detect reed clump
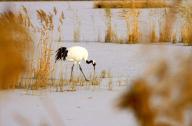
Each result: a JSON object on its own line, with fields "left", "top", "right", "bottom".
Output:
{"left": 33, "top": 42, "right": 52, "bottom": 89}
{"left": 32, "top": 9, "right": 53, "bottom": 89}
{"left": 52, "top": 69, "right": 114, "bottom": 91}
{"left": 159, "top": 25, "right": 172, "bottom": 42}
{"left": 150, "top": 23, "right": 158, "bottom": 43}
{"left": 178, "top": 3, "right": 192, "bottom": 45}
{"left": 20, "top": 6, "right": 34, "bottom": 29}
{"left": 100, "top": 70, "right": 112, "bottom": 78}
{"left": 73, "top": 10, "right": 80, "bottom": 42}
{"left": 104, "top": 8, "right": 111, "bottom": 42}
{"left": 0, "top": 11, "right": 32, "bottom": 90}
{"left": 105, "top": 25, "right": 119, "bottom": 43}
{"left": 159, "top": 1, "right": 181, "bottom": 43}
{"left": 58, "top": 10, "right": 64, "bottom": 41}
{"left": 36, "top": 9, "right": 54, "bottom": 31}
{"left": 94, "top": 0, "right": 168, "bottom": 9}
{"left": 127, "top": 13, "right": 140, "bottom": 43}
{"left": 120, "top": 9, "right": 140, "bottom": 43}
{"left": 105, "top": 8, "right": 123, "bottom": 43}
{"left": 118, "top": 55, "right": 192, "bottom": 126}
{"left": 53, "top": 75, "right": 101, "bottom": 92}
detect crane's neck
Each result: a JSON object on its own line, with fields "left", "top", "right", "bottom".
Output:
{"left": 86, "top": 60, "right": 96, "bottom": 69}
{"left": 86, "top": 60, "right": 96, "bottom": 71}
{"left": 86, "top": 60, "right": 93, "bottom": 64}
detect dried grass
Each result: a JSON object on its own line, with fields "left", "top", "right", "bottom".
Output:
{"left": 105, "top": 25, "right": 118, "bottom": 43}
{"left": 120, "top": 9, "right": 140, "bottom": 43}
{"left": 36, "top": 9, "right": 54, "bottom": 31}
{"left": 178, "top": 3, "right": 192, "bottom": 45}
{"left": 52, "top": 75, "right": 102, "bottom": 92}
{"left": 73, "top": 10, "right": 80, "bottom": 42}
{"left": 100, "top": 70, "right": 112, "bottom": 78}
{"left": 53, "top": 7, "right": 57, "bottom": 15}
{"left": 94, "top": 0, "right": 168, "bottom": 9}
{"left": 108, "top": 79, "right": 113, "bottom": 91}
{"left": 0, "top": 11, "right": 32, "bottom": 90}
{"left": 159, "top": 1, "right": 181, "bottom": 43}
{"left": 181, "top": 23, "right": 192, "bottom": 45}
{"left": 47, "top": 68, "right": 113, "bottom": 92}
{"left": 33, "top": 42, "right": 52, "bottom": 89}
{"left": 58, "top": 10, "right": 64, "bottom": 41}
{"left": 105, "top": 8, "right": 114, "bottom": 42}
{"left": 32, "top": 9, "right": 53, "bottom": 89}
{"left": 171, "top": 32, "right": 177, "bottom": 44}
{"left": 150, "top": 23, "right": 158, "bottom": 43}
{"left": 104, "top": 8, "right": 123, "bottom": 43}
{"left": 20, "top": 6, "right": 34, "bottom": 29}
{"left": 118, "top": 55, "right": 192, "bottom": 126}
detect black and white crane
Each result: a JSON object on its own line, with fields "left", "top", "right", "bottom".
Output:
{"left": 55, "top": 46, "right": 96, "bottom": 81}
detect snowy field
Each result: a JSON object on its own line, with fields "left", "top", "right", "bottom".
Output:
{"left": 1, "top": 43, "right": 192, "bottom": 126}
{"left": 0, "top": 1, "right": 192, "bottom": 126}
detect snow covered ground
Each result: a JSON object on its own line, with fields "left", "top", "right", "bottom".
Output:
{"left": 1, "top": 43, "right": 192, "bottom": 126}
{"left": 0, "top": 89, "right": 138, "bottom": 126}
{"left": 0, "top": 1, "right": 192, "bottom": 126}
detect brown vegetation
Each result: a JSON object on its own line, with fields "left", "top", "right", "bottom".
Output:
{"left": 159, "top": 0, "right": 181, "bottom": 43}
{"left": 120, "top": 9, "right": 140, "bottom": 43}
{"left": 32, "top": 9, "right": 53, "bottom": 89}
{"left": 0, "top": 11, "right": 32, "bottom": 89}
{"left": 105, "top": 8, "right": 118, "bottom": 43}
{"left": 150, "top": 24, "right": 158, "bottom": 43}
{"left": 58, "top": 10, "right": 64, "bottom": 41}
{"left": 178, "top": 3, "right": 192, "bottom": 45}
{"left": 73, "top": 10, "right": 81, "bottom": 42}
{"left": 118, "top": 55, "right": 192, "bottom": 126}
{"left": 94, "top": 0, "right": 169, "bottom": 9}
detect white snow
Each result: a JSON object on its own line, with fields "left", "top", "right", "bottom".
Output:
{"left": 0, "top": 89, "right": 138, "bottom": 126}
{"left": 1, "top": 43, "right": 192, "bottom": 126}
{"left": 0, "top": 2, "right": 192, "bottom": 126}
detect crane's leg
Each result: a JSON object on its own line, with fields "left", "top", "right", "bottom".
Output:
{"left": 70, "top": 64, "right": 74, "bottom": 81}
{"left": 79, "top": 64, "right": 89, "bottom": 81}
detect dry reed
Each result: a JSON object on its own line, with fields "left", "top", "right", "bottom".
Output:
{"left": 53, "top": 7, "right": 57, "bottom": 15}
{"left": 49, "top": 69, "right": 108, "bottom": 91}
{"left": 118, "top": 55, "right": 192, "bottom": 126}
{"left": 32, "top": 9, "right": 53, "bottom": 89}
{"left": 120, "top": 9, "right": 140, "bottom": 43}
{"left": 73, "top": 10, "right": 80, "bottom": 42}
{"left": 0, "top": 10, "right": 32, "bottom": 89}
{"left": 159, "top": 1, "right": 181, "bottom": 43}
{"left": 94, "top": 0, "right": 168, "bottom": 9}
{"left": 100, "top": 70, "right": 112, "bottom": 78}
{"left": 58, "top": 10, "right": 64, "bottom": 41}
{"left": 178, "top": 3, "right": 192, "bottom": 45}
{"left": 150, "top": 23, "right": 158, "bottom": 43}
{"left": 108, "top": 79, "right": 113, "bottom": 91}
{"left": 104, "top": 8, "right": 119, "bottom": 43}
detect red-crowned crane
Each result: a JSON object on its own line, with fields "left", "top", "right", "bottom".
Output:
{"left": 55, "top": 46, "right": 96, "bottom": 81}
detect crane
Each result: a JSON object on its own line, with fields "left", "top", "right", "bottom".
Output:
{"left": 55, "top": 46, "right": 96, "bottom": 81}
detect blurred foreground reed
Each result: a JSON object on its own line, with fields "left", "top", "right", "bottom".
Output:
{"left": 118, "top": 55, "right": 192, "bottom": 126}
{"left": 0, "top": 11, "right": 32, "bottom": 89}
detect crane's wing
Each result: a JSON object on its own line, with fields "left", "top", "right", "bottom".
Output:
{"left": 55, "top": 47, "right": 68, "bottom": 63}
